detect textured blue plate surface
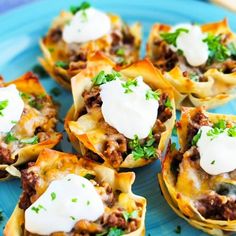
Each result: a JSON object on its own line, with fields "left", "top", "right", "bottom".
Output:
{"left": 1, "top": 0, "right": 236, "bottom": 235}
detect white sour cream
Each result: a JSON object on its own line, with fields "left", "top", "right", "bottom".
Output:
{"left": 197, "top": 126, "right": 236, "bottom": 175}
{"left": 100, "top": 76, "right": 159, "bottom": 139}
{"left": 25, "top": 174, "right": 104, "bottom": 235}
{"left": 170, "top": 24, "right": 208, "bottom": 67}
{"left": 0, "top": 85, "right": 24, "bottom": 133}
{"left": 63, "top": 8, "right": 111, "bottom": 44}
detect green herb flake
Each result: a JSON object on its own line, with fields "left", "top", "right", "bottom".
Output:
{"left": 20, "top": 92, "right": 31, "bottom": 100}
{"left": 174, "top": 225, "right": 181, "bottom": 234}
{"left": 203, "top": 34, "right": 230, "bottom": 64}
{"left": 70, "top": 1, "right": 91, "bottom": 15}
{"left": 70, "top": 216, "right": 76, "bottom": 220}
{"left": 160, "top": 28, "right": 189, "bottom": 47}
{"left": 84, "top": 173, "right": 95, "bottom": 180}
{"left": 5, "top": 132, "right": 18, "bottom": 144}
{"left": 55, "top": 61, "right": 69, "bottom": 69}
{"left": 11, "top": 120, "right": 17, "bottom": 124}
{"left": 211, "top": 160, "right": 215, "bottom": 165}
{"left": 51, "top": 192, "right": 56, "bottom": 201}
{"left": 122, "top": 80, "right": 138, "bottom": 93}
{"left": 192, "top": 130, "right": 202, "bottom": 146}
{"left": 20, "top": 136, "right": 39, "bottom": 145}
{"left": 82, "top": 183, "right": 86, "bottom": 188}
{"left": 32, "top": 64, "right": 48, "bottom": 78}
{"left": 122, "top": 210, "right": 138, "bottom": 222}
{"left": 214, "top": 120, "right": 227, "bottom": 130}
{"left": 86, "top": 200, "right": 90, "bottom": 206}
{"left": 107, "top": 227, "right": 124, "bottom": 236}
{"left": 0, "top": 100, "right": 9, "bottom": 116}
{"left": 145, "top": 90, "right": 160, "bottom": 100}
{"left": 50, "top": 87, "right": 61, "bottom": 97}
{"left": 92, "top": 70, "right": 121, "bottom": 86}
{"left": 189, "top": 73, "right": 199, "bottom": 82}
{"left": 228, "top": 41, "right": 236, "bottom": 59}
{"left": 164, "top": 97, "right": 173, "bottom": 109}
{"left": 28, "top": 99, "right": 43, "bottom": 110}
{"left": 228, "top": 126, "right": 236, "bottom": 137}
{"left": 31, "top": 204, "right": 46, "bottom": 214}
{"left": 116, "top": 48, "right": 125, "bottom": 56}
{"left": 71, "top": 198, "right": 78, "bottom": 203}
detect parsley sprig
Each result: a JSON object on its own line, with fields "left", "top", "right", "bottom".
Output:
{"left": 0, "top": 100, "right": 8, "bottom": 116}
{"left": 122, "top": 210, "right": 138, "bottom": 222}
{"left": 122, "top": 80, "right": 138, "bottom": 93}
{"left": 160, "top": 28, "right": 189, "bottom": 47}
{"left": 92, "top": 70, "right": 121, "bottom": 86}
{"left": 4, "top": 133, "right": 39, "bottom": 145}
{"left": 203, "top": 34, "right": 230, "bottom": 64}
{"left": 192, "top": 130, "right": 202, "bottom": 146}
{"left": 146, "top": 90, "right": 160, "bottom": 100}
{"left": 129, "top": 131, "right": 157, "bottom": 160}
{"left": 207, "top": 120, "right": 226, "bottom": 140}
{"left": 70, "top": 1, "right": 91, "bottom": 15}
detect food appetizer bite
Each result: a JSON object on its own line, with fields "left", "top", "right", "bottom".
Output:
{"left": 4, "top": 149, "right": 146, "bottom": 236}
{"left": 159, "top": 107, "right": 236, "bottom": 235}
{"left": 65, "top": 53, "right": 175, "bottom": 169}
{"left": 147, "top": 19, "right": 236, "bottom": 109}
{"left": 40, "top": 1, "right": 141, "bottom": 89}
{"left": 0, "top": 72, "right": 61, "bottom": 180}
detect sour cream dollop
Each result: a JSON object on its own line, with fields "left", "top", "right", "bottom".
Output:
{"left": 197, "top": 126, "right": 236, "bottom": 175}
{"left": 170, "top": 24, "right": 208, "bottom": 67}
{"left": 63, "top": 8, "right": 111, "bottom": 44}
{"left": 25, "top": 174, "right": 104, "bottom": 235}
{"left": 100, "top": 76, "right": 159, "bottom": 139}
{"left": 0, "top": 84, "right": 24, "bottom": 133}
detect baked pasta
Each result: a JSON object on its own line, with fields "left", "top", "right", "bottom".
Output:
{"left": 65, "top": 53, "right": 175, "bottom": 169}
{"left": 4, "top": 149, "right": 146, "bottom": 236}
{"left": 159, "top": 107, "right": 236, "bottom": 235}
{"left": 0, "top": 72, "right": 61, "bottom": 180}
{"left": 147, "top": 19, "right": 236, "bottom": 109}
{"left": 40, "top": 1, "right": 141, "bottom": 89}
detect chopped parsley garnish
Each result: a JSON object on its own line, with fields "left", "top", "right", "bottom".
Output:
{"left": 70, "top": 1, "right": 91, "bottom": 15}
{"left": 11, "top": 120, "right": 17, "bottom": 124}
{"left": 51, "top": 192, "right": 56, "bottom": 201}
{"left": 214, "top": 119, "right": 227, "bottom": 130}
{"left": 107, "top": 227, "right": 124, "bottom": 236}
{"left": 116, "top": 48, "right": 125, "bottom": 56}
{"left": 71, "top": 198, "right": 78, "bottom": 203}
{"left": 172, "top": 125, "right": 177, "bottom": 136}
{"left": 82, "top": 183, "right": 86, "bottom": 188}
{"left": 5, "top": 132, "right": 18, "bottom": 144}
{"left": 20, "top": 92, "right": 31, "bottom": 100}
{"left": 228, "top": 41, "right": 236, "bottom": 59}
{"left": 31, "top": 204, "right": 46, "bottom": 214}
{"left": 164, "top": 97, "right": 173, "bottom": 109}
{"left": 192, "top": 130, "right": 202, "bottom": 146}
{"left": 189, "top": 73, "right": 199, "bottom": 82}
{"left": 84, "top": 173, "right": 95, "bottom": 180}
{"left": 50, "top": 87, "right": 61, "bottom": 97}
{"left": 160, "top": 28, "right": 189, "bottom": 47}
{"left": 0, "top": 100, "right": 8, "bottom": 116}
{"left": 20, "top": 136, "right": 39, "bottom": 144}
{"left": 70, "top": 216, "right": 76, "bottom": 220}
{"left": 32, "top": 64, "right": 48, "bottom": 78}
{"left": 207, "top": 120, "right": 227, "bottom": 140}
{"left": 145, "top": 90, "right": 160, "bottom": 100}
{"left": 129, "top": 131, "right": 157, "bottom": 160}
{"left": 92, "top": 70, "right": 121, "bottom": 86}
{"left": 86, "top": 200, "right": 90, "bottom": 205}
{"left": 174, "top": 225, "right": 181, "bottom": 234}
{"left": 228, "top": 126, "right": 236, "bottom": 137}
{"left": 122, "top": 80, "right": 138, "bottom": 93}
{"left": 122, "top": 210, "right": 138, "bottom": 222}
{"left": 55, "top": 61, "right": 69, "bottom": 69}
{"left": 203, "top": 34, "right": 230, "bottom": 63}
{"left": 211, "top": 160, "right": 215, "bottom": 165}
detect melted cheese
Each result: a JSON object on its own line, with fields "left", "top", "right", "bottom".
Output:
{"left": 63, "top": 8, "right": 111, "bottom": 44}
{"left": 0, "top": 85, "right": 24, "bottom": 133}
{"left": 197, "top": 126, "right": 236, "bottom": 175}
{"left": 25, "top": 174, "right": 104, "bottom": 235}
{"left": 171, "top": 24, "right": 208, "bottom": 67}
{"left": 100, "top": 76, "right": 159, "bottom": 139}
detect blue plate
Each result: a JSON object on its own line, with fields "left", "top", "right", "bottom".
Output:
{"left": 1, "top": 0, "right": 236, "bottom": 235}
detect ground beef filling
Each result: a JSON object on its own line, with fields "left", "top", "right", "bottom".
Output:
{"left": 0, "top": 146, "right": 14, "bottom": 165}
{"left": 196, "top": 195, "right": 236, "bottom": 220}
{"left": 82, "top": 87, "right": 172, "bottom": 167}
{"left": 20, "top": 163, "right": 139, "bottom": 235}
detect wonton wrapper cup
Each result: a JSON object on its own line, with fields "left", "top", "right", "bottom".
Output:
{"left": 147, "top": 19, "right": 236, "bottom": 109}
{"left": 4, "top": 149, "right": 146, "bottom": 236}
{"left": 39, "top": 11, "right": 141, "bottom": 90}
{"left": 0, "top": 72, "right": 62, "bottom": 180}
{"left": 158, "top": 107, "right": 236, "bottom": 235}
{"left": 65, "top": 54, "right": 176, "bottom": 169}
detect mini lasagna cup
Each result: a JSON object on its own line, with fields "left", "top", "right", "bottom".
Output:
{"left": 159, "top": 107, "right": 236, "bottom": 235}
{"left": 40, "top": 2, "right": 141, "bottom": 89}
{"left": 147, "top": 19, "right": 236, "bottom": 109}
{"left": 65, "top": 53, "right": 175, "bottom": 169}
{"left": 4, "top": 149, "right": 146, "bottom": 236}
{"left": 0, "top": 72, "right": 62, "bottom": 180}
